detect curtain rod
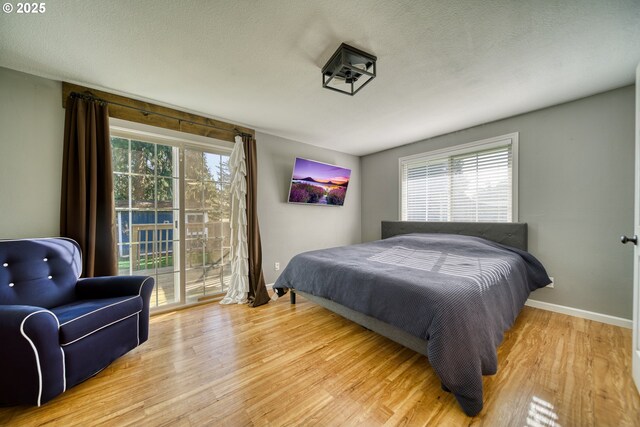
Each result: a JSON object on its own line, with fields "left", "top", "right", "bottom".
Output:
{"left": 69, "top": 91, "right": 252, "bottom": 138}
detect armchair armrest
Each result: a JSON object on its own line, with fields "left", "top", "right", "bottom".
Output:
{"left": 76, "top": 275, "right": 155, "bottom": 344}
{"left": 0, "top": 305, "right": 64, "bottom": 406}
{"left": 76, "top": 276, "right": 154, "bottom": 300}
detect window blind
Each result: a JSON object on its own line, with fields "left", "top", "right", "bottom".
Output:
{"left": 401, "top": 141, "right": 513, "bottom": 222}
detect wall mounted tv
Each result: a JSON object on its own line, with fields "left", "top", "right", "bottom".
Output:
{"left": 287, "top": 157, "right": 351, "bottom": 206}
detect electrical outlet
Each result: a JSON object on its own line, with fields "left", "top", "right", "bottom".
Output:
{"left": 274, "top": 262, "right": 280, "bottom": 271}
{"left": 547, "top": 277, "right": 555, "bottom": 288}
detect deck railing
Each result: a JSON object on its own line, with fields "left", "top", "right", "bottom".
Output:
{"left": 130, "top": 223, "right": 173, "bottom": 271}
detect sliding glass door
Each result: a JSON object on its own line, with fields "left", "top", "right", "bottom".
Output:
{"left": 111, "top": 133, "right": 231, "bottom": 309}
{"left": 184, "top": 148, "right": 232, "bottom": 303}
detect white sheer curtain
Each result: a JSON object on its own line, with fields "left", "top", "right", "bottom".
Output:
{"left": 220, "top": 136, "right": 249, "bottom": 304}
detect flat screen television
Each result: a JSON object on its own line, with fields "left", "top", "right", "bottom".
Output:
{"left": 287, "top": 157, "right": 352, "bottom": 206}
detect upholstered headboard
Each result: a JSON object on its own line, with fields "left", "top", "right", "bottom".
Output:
{"left": 381, "top": 221, "right": 528, "bottom": 251}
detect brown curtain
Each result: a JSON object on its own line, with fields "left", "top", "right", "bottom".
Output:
{"left": 60, "top": 94, "right": 117, "bottom": 277}
{"left": 242, "top": 135, "right": 270, "bottom": 307}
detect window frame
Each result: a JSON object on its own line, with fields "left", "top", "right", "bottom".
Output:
{"left": 398, "top": 132, "right": 519, "bottom": 222}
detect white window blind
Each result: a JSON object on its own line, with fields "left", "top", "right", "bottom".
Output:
{"left": 400, "top": 134, "right": 516, "bottom": 222}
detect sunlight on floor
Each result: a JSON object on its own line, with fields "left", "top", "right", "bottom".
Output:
{"left": 526, "top": 396, "right": 561, "bottom": 427}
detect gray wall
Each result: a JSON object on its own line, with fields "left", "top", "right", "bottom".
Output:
{"left": 2, "top": 66, "right": 634, "bottom": 319}
{"left": 0, "top": 67, "right": 65, "bottom": 238}
{"left": 256, "top": 131, "right": 361, "bottom": 284}
{"left": 0, "top": 67, "right": 363, "bottom": 287}
{"left": 361, "top": 86, "right": 636, "bottom": 319}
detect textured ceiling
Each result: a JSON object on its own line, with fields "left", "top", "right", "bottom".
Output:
{"left": 1, "top": 1, "right": 639, "bottom": 156}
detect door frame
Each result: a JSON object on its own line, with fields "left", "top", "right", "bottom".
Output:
{"left": 633, "top": 64, "right": 640, "bottom": 392}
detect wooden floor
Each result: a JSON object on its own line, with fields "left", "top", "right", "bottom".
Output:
{"left": 134, "top": 265, "right": 230, "bottom": 308}
{"left": 1, "top": 297, "right": 639, "bottom": 426}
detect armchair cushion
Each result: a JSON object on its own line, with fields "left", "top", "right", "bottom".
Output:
{"left": 51, "top": 296, "right": 143, "bottom": 346}
{"left": 0, "top": 238, "right": 82, "bottom": 308}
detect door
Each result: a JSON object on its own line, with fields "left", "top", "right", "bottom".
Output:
{"left": 632, "top": 65, "right": 640, "bottom": 393}
{"left": 183, "top": 148, "right": 233, "bottom": 303}
{"left": 111, "top": 131, "right": 233, "bottom": 310}
{"left": 112, "top": 137, "right": 182, "bottom": 308}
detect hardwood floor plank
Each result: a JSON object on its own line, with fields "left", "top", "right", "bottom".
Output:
{"left": 1, "top": 299, "right": 638, "bottom": 426}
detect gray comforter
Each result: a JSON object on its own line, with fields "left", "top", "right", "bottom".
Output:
{"left": 273, "top": 233, "right": 550, "bottom": 416}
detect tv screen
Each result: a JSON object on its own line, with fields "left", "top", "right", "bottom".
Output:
{"left": 287, "top": 158, "right": 352, "bottom": 206}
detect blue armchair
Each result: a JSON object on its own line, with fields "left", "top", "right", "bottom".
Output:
{"left": 0, "top": 238, "right": 154, "bottom": 406}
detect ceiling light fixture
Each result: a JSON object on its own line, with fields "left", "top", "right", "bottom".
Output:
{"left": 321, "top": 43, "right": 377, "bottom": 96}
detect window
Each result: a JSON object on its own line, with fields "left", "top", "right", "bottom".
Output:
{"left": 110, "top": 124, "right": 233, "bottom": 309}
{"left": 400, "top": 133, "right": 518, "bottom": 222}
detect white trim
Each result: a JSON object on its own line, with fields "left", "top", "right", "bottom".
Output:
{"left": 138, "top": 276, "right": 154, "bottom": 297}
{"left": 397, "top": 132, "right": 519, "bottom": 222}
{"left": 60, "top": 311, "right": 141, "bottom": 346}
{"left": 109, "top": 118, "right": 234, "bottom": 152}
{"left": 59, "top": 295, "right": 138, "bottom": 326}
{"left": 512, "top": 134, "right": 519, "bottom": 223}
{"left": 20, "top": 310, "right": 59, "bottom": 406}
{"left": 525, "top": 299, "right": 632, "bottom": 329}
{"left": 60, "top": 348, "right": 66, "bottom": 392}
{"left": 398, "top": 133, "right": 518, "bottom": 164}
{"left": 0, "top": 236, "right": 77, "bottom": 245}
{"left": 266, "top": 283, "right": 274, "bottom": 290}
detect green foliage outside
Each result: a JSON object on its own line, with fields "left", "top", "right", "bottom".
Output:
{"left": 184, "top": 149, "right": 231, "bottom": 214}
{"left": 111, "top": 137, "right": 231, "bottom": 214}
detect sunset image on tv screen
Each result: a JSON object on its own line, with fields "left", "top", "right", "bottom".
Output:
{"left": 287, "top": 158, "right": 351, "bottom": 206}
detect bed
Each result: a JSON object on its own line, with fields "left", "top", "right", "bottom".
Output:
{"left": 273, "top": 221, "right": 550, "bottom": 416}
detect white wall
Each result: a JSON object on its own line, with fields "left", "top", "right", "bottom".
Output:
{"left": 0, "top": 67, "right": 65, "bottom": 238}
{"left": 361, "top": 86, "right": 636, "bottom": 319}
{"left": 256, "top": 131, "right": 361, "bottom": 284}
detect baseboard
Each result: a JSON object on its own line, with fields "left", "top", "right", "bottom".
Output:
{"left": 266, "top": 283, "right": 274, "bottom": 290}
{"left": 525, "top": 299, "right": 632, "bottom": 329}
